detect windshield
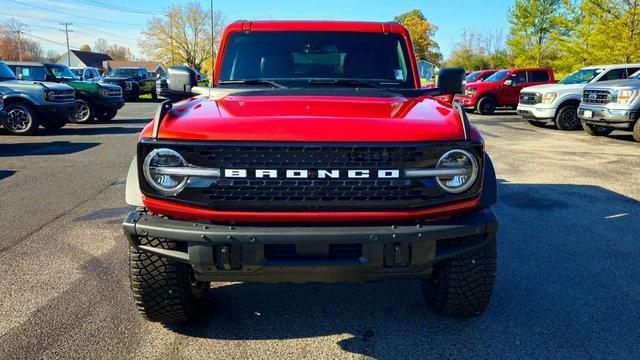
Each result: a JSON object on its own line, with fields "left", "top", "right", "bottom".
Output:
{"left": 484, "top": 70, "right": 509, "bottom": 82}
{"left": 629, "top": 70, "right": 640, "bottom": 79}
{"left": 219, "top": 31, "right": 414, "bottom": 88}
{"left": 560, "top": 68, "right": 604, "bottom": 84}
{"left": 109, "top": 68, "right": 136, "bottom": 77}
{"left": 465, "top": 71, "right": 480, "bottom": 82}
{"left": 47, "top": 64, "right": 77, "bottom": 80}
{"left": 0, "top": 63, "right": 16, "bottom": 80}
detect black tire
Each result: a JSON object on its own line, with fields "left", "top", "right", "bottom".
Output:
{"left": 69, "top": 98, "right": 95, "bottom": 123}
{"left": 422, "top": 238, "right": 497, "bottom": 317}
{"left": 477, "top": 96, "right": 497, "bottom": 115}
{"left": 527, "top": 120, "right": 548, "bottom": 128}
{"left": 554, "top": 104, "right": 581, "bottom": 130}
{"left": 96, "top": 109, "right": 118, "bottom": 122}
{"left": 41, "top": 118, "right": 68, "bottom": 131}
{"left": 582, "top": 122, "right": 613, "bottom": 137}
{"left": 129, "top": 237, "right": 210, "bottom": 323}
{"left": 2, "top": 102, "right": 40, "bottom": 135}
{"left": 131, "top": 87, "right": 140, "bottom": 102}
{"left": 151, "top": 90, "right": 158, "bottom": 101}
{"left": 633, "top": 120, "right": 640, "bottom": 142}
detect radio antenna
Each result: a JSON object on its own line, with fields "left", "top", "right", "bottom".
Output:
{"left": 209, "top": 0, "right": 214, "bottom": 98}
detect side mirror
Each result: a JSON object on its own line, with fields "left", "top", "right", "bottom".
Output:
{"left": 436, "top": 67, "right": 465, "bottom": 95}
{"left": 166, "top": 66, "right": 199, "bottom": 100}
{"left": 504, "top": 79, "right": 514, "bottom": 86}
{"left": 17, "top": 74, "right": 24, "bottom": 80}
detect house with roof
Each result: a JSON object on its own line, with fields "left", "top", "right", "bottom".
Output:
{"left": 57, "top": 50, "right": 113, "bottom": 72}
{"left": 103, "top": 60, "right": 166, "bottom": 78}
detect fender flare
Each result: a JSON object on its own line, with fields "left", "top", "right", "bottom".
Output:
{"left": 125, "top": 156, "right": 144, "bottom": 207}
{"left": 479, "top": 154, "right": 497, "bottom": 209}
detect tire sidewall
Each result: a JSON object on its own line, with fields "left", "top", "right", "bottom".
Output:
{"left": 477, "top": 97, "right": 496, "bottom": 115}
{"left": 633, "top": 119, "right": 640, "bottom": 142}
{"left": 555, "top": 105, "right": 581, "bottom": 130}
{"left": 3, "top": 103, "right": 39, "bottom": 135}
{"left": 70, "top": 98, "right": 95, "bottom": 123}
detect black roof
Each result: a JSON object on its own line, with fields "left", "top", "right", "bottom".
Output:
{"left": 71, "top": 50, "right": 112, "bottom": 67}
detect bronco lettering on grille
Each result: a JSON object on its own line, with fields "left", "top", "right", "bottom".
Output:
{"left": 224, "top": 169, "right": 401, "bottom": 179}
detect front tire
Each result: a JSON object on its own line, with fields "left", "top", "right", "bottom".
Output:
{"left": 582, "top": 122, "right": 613, "bottom": 137}
{"left": 129, "top": 237, "right": 210, "bottom": 323}
{"left": 555, "top": 105, "right": 581, "bottom": 130}
{"left": 151, "top": 90, "right": 158, "bottom": 101}
{"left": 422, "top": 238, "right": 497, "bottom": 317}
{"left": 96, "top": 109, "right": 118, "bottom": 122}
{"left": 70, "top": 99, "right": 95, "bottom": 123}
{"left": 633, "top": 120, "right": 640, "bottom": 142}
{"left": 3, "top": 103, "right": 40, "bottom": 135}
{"left": 477, "top": 96, "right": 497, "bottom": 115}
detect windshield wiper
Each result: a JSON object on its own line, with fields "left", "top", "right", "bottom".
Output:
{"left": 218, "top": 79, "right": 287, "bottom": 88}
{"left": 308, "top": 79, "right": 391, "bottom": 88}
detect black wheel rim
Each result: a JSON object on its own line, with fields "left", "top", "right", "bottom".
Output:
{"left": 6, "top": 108, "right": 31, "bottom": 131}
{"left": 481, "top": 101, "right": 495, "bottom": 113}
{"left": 562, "top": 108, "right": 579, "bottom": 128}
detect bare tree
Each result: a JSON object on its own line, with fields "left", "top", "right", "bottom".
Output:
{"left": 93, "top": 38, "right": 109, "bottom": 53}
{"left": 46, "top": 49, "right": 61, "bottom": 62}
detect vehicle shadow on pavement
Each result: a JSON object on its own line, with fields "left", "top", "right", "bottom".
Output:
{"left": 0, "top": 141, "right": 99, "bottom": 157}
{"left": 0, "top": 170, "right": 16, "bottom": 180}
{"left": 164, "top": 181, "right": 640, "bottom": 359}
{"left": 45, "top": 126, "right": 142, "bottom": 136}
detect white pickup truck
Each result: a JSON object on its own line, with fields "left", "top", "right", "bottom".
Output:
{"left": 517, "top": 64, "right": 640, "bottom": 130}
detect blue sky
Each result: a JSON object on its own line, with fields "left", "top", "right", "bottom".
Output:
{"left": 1, "top": 0, "right": 512, "bottom": 59}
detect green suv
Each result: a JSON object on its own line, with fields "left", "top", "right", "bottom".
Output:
{"left": 5, "top": 62, "right": 125, "bottom": 123}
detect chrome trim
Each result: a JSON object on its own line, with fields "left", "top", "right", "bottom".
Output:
{"left": 405, "top": 168, "right": 469, "bottom": 178}
{"left": 150, "top": 167, "right": 221, "bottom": 178}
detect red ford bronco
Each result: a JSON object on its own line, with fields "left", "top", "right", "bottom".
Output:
{"left": 123, "top": 21, "right": 498, "bottom": 323}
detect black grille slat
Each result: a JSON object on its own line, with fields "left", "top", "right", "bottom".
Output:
{"left": 139, "top": 141, "right": 483, "bottom": 212}
{"left": 583, "top": 89, "right": 614, "bottom": 104}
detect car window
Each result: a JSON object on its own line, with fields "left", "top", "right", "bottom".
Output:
{"left": 626, "top": 67, "right": 640, "bottom": 78}
{"left": 598, "top": 68, "right": 626, "bottom": 81}
{"left": 92, "top": 69, "right": 100, "bottom": 77}
{"left": 512, "top": 71, "right": 527, "bottom": 85}
{"left": 14, "top": 66, "right": 46, "bottom": 81}
{"left": 528, "top": 70, "right": 549, "bottom": 82}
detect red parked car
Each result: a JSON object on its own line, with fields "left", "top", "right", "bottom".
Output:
{"left": 455, "top": 68, "right": 555, "bottom": 115}
{"left": 122, "top": 20, "right": 499, "bottom": 323}
{"left": 464, "top": 69, "right": 498, "bottom": 84}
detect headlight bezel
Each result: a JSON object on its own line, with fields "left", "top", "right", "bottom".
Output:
{"left": 434, "top": 149, "right": 479, "bottom": 194}
{"left": 542, "top": 92, "right": 557, "bottom": 104}
{"left": 44, "top": 90, "right": 56, "bottom": 101}
{"left": 143, "top": 148, "right": 189, "bottom": 196}
{"left": 616, "top": 89, "right": 639, "bottom": 105}
{"left": 464, "top": 87, "right": 477, "bottom": 97}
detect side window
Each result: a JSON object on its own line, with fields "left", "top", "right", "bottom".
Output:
{"left": 598, "top": 68, "right": 626, "bottom": 81}
{"left": 92, "top": 69, "right": 100, "bottom": 78}
{"left": 85, "top": 69, "right": 93, "bottom": 79}
{"left": 138, "top": 69, "right": 146, "bottom": 78}
{"left": 626, "top": 67, "right": 640, "bottom": 78}
{"left": 513, "top": 71, "right": 527, "bottom": 85}
{"left": 528, "top": 70, "right": 549, "bottom": 82}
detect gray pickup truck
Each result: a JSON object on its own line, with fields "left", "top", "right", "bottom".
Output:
{"left": 0, "top": 61, "right": 75, "bottom": 135}
{"left": 578, "top": 71, "right": 640, "bottom": 141}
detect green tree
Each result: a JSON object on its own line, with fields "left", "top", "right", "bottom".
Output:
{"left": 507, "top": 0, "right": 566, "bottom": 67}
{"left": 395, "top": 9, "right": 443, "bottom": 65}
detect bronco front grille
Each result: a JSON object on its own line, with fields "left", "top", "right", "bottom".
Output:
{"left": 519, "top": 92, "right": 541, "bottom": 105}
{"left": 583, "top": 89, "right": 614, "bottom": 104}
{"left": 138, "top": 141, "right": 484, "bottom": 212}
{"left": 50, "top": 89, "right": 75, "bottom": 102}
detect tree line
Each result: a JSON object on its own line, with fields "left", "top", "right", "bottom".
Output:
{"left": 447, "top": 0, "right": 640, "bottom": 78}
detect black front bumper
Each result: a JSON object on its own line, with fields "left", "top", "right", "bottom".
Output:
{"left": 36, "top": 102, "right": 75, "bottom": 121}
{"left": 123, "top": 208, "right": 498, "bottom": 283}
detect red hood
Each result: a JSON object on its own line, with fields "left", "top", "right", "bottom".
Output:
{"left": 141, "top": 94, "right": 465, "bottom": 142}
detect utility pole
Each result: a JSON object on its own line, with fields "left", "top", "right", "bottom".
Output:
{"left": 59, "top": 22, "right": 73, "bottom": 66}
{"left": 12, "top": 21, "right": 26, "bottom": 61}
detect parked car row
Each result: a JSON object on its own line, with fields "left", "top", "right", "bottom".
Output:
{"left": 516, "top": 64, "right": 640, "bottom": 141}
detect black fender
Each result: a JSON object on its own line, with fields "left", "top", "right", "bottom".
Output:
{"left": 479, "top": 154, "right": 497, "bottom": 209}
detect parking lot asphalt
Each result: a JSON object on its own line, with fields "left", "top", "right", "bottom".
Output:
{"left": 0, "top": 102, "right": 638, "bottom": 359}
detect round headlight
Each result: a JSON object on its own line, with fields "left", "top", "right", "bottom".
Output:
{"left": 45, "top": 91, "right": 56, "bottom": 101}
{"left": 143, "top": 148, "right": 188, "bottom": 195}
{"left": 435, "top": 149, "right": 478, "bottom": 193}
{"left": 99, "top": 88, "right": 109, "bottom": 97}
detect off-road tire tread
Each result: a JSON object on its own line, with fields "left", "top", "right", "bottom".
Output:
{"left": 422, "top": 238, "right": 496, "bottom": 317}
{"left": 555, "top": 105, "right": 580, "bottom": 130}
{"left": 129, "top": 237, "right": 209, "bottom": 323}
{"left": 477, "top": 97, "right": 496, "bottom": 115}
{"left": 633, "top": 120, "right": 640, "bottom": 142}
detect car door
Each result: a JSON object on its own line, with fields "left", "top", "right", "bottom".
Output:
{"left": 526, "top": 69, "right": 551, "bottom": 87}
{"left": 500, "top": 70, "right": 528, "bottom": 106}
{"left": 597, "top": 68, "right": 627, "bottom": 82}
